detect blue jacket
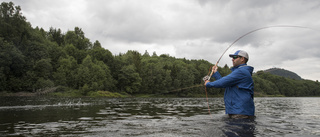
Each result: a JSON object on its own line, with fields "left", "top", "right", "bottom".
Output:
{"left": 206, "top": 64, "right": 255, "bottom": 116}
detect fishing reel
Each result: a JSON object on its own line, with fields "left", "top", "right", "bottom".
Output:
{"left": 202, "top": 75, "right": 210, "bottom": 82}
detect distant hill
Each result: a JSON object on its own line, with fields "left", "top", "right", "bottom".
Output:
{"left": 264, "top": 68, "right": 302, "bottom": 80}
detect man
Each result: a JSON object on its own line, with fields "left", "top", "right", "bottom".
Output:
{"left": 205, "top": 50, "right": 255, "bottom": 119}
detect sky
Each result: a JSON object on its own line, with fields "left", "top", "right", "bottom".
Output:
{"left": 4, "top": 0, "right": 320, "bottom": 81}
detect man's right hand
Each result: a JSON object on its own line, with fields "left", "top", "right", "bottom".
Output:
{"left": 209, "top": 65, "right": 218, "bottom": 77}
{"left": 212, "top": 65, "right": 218, "bottom": 73}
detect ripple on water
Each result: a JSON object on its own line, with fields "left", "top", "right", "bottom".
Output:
{"left": 0, "top": 97, "right": 320, "bottom": 136}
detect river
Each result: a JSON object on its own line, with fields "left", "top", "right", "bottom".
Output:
{"left": 0, "top": 97, "right": 319, "bottom": 137}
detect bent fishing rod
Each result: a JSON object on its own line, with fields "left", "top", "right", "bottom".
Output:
{"left": 205, "top": 25, "right": 313, "bottom": 80}
{"left": 203, "top": 25, "right": 315, "bottom": 118}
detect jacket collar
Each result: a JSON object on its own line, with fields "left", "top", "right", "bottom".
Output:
{"left": 231, "top": 63, "right": 247, "bottom": 71}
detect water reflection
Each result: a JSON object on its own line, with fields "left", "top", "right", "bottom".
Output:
{"left": 0, "top": 97, "right": 319, "bottom": 136}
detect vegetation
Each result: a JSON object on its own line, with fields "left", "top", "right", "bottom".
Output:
{"left": 253, "top": 71, "right": 320, "bottom": 97}
{"left": 264, "top": 68, "right": 302, "bottom": 80}
{"left": 1, "top": 2, "right": 320, "bottom": 97}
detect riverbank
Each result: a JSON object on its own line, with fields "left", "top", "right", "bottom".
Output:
{"left": 0, "top": 91, "right": 38, "bottom": 97}
{"left": 0, "top": 91, "right": 131, "bottom": 98}
{"left": 0, "top": 90, "right": 286, "bottom": 98}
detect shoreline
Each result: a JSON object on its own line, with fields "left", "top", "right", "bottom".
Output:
{"left": 0, "top": 91, "right": 287, "bottom": 98}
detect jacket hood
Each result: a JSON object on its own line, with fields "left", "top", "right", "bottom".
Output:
{"left": 231, "top": 64, "right": 254, "bottom": 75}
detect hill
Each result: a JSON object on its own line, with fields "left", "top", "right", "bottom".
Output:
{"left": 264, "top": 68, "right": 302, "bottom": 80}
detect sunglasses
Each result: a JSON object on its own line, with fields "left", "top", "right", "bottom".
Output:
{"left": 231, "top": 56, "right": 241, "bottom": 59}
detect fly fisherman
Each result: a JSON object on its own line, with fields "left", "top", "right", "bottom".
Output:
{"left": 204, "top": 50, "right": 255, "bottom": 119}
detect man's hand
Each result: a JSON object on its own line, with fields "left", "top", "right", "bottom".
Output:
{"left": 204, "top": 80, "right": 209, "bottom": 86}
{"left": 212, "top": 65, "right": 218, "bottom": 74}
{"left": 209, "top": 64, "right": 218, "bottom": 77}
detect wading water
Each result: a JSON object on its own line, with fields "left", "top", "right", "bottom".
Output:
{"left": 0, "top": 97, "right": 319, "bottom": 136}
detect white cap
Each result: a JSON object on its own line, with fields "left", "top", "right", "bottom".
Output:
{"left": 229, "top": 50, "right": 249, "bottom": 60}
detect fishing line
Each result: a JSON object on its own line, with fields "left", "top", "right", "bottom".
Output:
{"left": 205, "top": 87, "right": 212, "bottom": 119}
{"left": 204, "top": 25, "right": 315, "bottom": 118}
{"left": 215, "top": 25, "right": 312, "bottom": 67}
{"left": 209, "top": 25, "right": 314, "bottom": 78}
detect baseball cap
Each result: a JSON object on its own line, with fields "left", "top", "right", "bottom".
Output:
{"left": 229, "top": 50, "right": 249, "bottom": 60}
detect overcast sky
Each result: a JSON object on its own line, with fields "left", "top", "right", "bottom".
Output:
{"left": 5, "top": 0, "right": 320, "bottom": 81}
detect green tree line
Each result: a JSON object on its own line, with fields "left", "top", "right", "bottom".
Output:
{"left": 1, "top": 2, "right": 320, "bottom": 97}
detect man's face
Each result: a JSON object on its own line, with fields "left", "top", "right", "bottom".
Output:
{"left": 232, "top": 56, "right": 243, "bottom": 67}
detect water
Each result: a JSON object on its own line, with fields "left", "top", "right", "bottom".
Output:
{"left": 0, "top": 97, "right": 319, "bottom": 137}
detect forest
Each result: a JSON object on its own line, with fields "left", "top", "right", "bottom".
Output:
{"left": 1, "top": 2, "right": 320, "bottom": 97}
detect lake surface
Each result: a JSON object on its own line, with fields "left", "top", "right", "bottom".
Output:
{"left": 0, "top": 97, "right": 319, "bottom": 137}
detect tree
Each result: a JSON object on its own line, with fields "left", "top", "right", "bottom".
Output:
{"left": 3, "top": 2, "right": 320, "bottom": 97}
{"left": 0, "top": 67, "right": 5, "bottom": 91}
{"left": 220, "top": 64, "right": 232, "bottom": 77}
{"left": 93, "top": 40, "right": 101, "bottom": 48}
{"left": 53, "top": 56, "right": 78, "bottom": 87}
{"left": 0, "top": 39, "right": 26, "bottom": 91}
{"left": 124, "top": 50, "right": 142, "bottom": 73}
{"left": 118, "top": 65, "right": 142, "bottom": 94}
{"left": 64, "top": 27, "right": 92, "bottom": 50}
{"left": 63, "top": 44, "right": 86, "bottom": 64}
{"left": 143, "top": 50, "right": 150, "bottom": 57}
{"left": 74, "top": 55, "right": 116, "bottom": 95}
{"left": 47, "top": 27, "right": 64, "bottom": 46}
{"left": 88, "top": 44, "right": 114, "bottom": 67}
{"left": 95, "top": 60, "right": 117, "bottom": 91}
{"left": 47, "top": 42, "right": 67, "bottom": 70}
{"left": 152, "top": 51, "right": 158, "bottom": 57}
{"left": 0, "top": 39, "right": 26, "bottom": 77}
{"left": 252, "top": 75, "right": 280, "bottom": 95}
{"left": 34, "top": 59, "right": 52, "bottom": 79}
{"left": 0, "top": 2, "right": 29, "bottom": 46}
{"left": 33, "top": 78, "right": 54, "bottom": 91}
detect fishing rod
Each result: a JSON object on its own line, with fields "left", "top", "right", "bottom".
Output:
{"left": 205, "top": 25, "right": 313, "bottom": 80}
{"left": 203, "top": 25, "right": 315, "bottom": 118}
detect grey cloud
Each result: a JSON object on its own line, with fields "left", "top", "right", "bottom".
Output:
{"left": 7, "top": 0, "right": 320, "bottom": 80}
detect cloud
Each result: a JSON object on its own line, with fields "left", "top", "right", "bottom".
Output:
{"left": 7, "top": 0, "right": 320, "bottom": 80}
